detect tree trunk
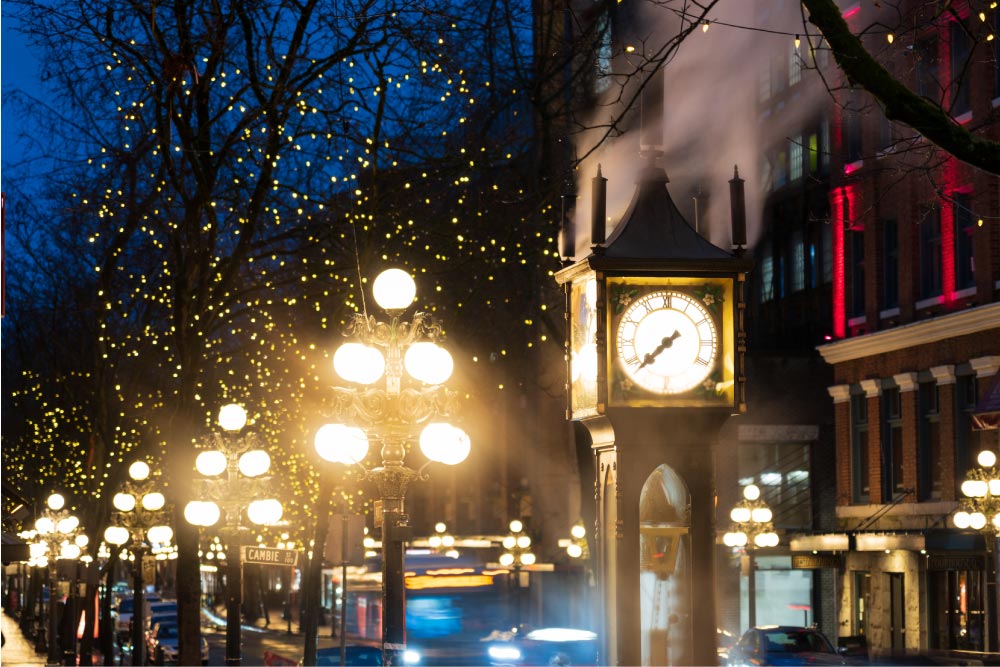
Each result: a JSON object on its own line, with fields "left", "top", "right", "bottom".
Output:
{"left": 302, "top": 477, "right": 336, "bottom": 666}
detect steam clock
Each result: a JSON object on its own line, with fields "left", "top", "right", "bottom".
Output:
{"left": 556, "top": 155, "right": 751, "bottom": 664}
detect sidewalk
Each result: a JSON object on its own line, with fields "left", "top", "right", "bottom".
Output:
{"left": 1, "top": 608, "right": 49, "bottom": 667}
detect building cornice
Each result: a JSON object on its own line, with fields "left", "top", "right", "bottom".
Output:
{"left": 817, "top": 302, "right": 1000, "bottom": 366}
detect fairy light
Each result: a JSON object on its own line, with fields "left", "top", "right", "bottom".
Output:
{"left": 4, "top": 4, "right": 562, "bottom": 570}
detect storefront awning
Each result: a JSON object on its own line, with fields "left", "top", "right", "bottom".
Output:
{"left": 972, "top": 372, "right": 1000, "bottom": 430}
{"left": 855, "top": 533, "right": 924, "bottom": 551}
{"left": 789, "top": 533, "right": 850, "bottom": 552}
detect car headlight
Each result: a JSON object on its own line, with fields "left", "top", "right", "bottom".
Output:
{"left": 403, "top": 649, "right": 421, "bottom": 664}
{"left": 488, "top": 645, "right": 522, "bottom": 662}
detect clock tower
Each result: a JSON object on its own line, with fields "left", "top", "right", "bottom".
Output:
{"left": 556, "top": 147, "right": 751, "bottom": 663}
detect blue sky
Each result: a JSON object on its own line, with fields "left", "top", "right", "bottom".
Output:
{"left": 2, "top": 12, "right": 43, "bottom": 190}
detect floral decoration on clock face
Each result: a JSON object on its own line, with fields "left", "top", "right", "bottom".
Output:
{"left": 614, "top": 289, "right": 719, "bottom": 396}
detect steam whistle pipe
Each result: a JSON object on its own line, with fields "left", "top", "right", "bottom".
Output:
{"left": 559, "top": 191, "right": 576, "bottom": 263}
{"left": 591, "top": 165, "right": 607, "bottom": 247}
{"left": 729, "top": 165, "right": 747, "bottom": 254}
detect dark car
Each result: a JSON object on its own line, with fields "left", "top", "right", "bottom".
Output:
{"left": 728, "top": 626, "right": 853, "bottom": 666}
{"left": 146, "top": 621, "right": 209, "bottom": 665}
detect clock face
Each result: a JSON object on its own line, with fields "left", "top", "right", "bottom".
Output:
{"left": 615, "top": 290, "right": 718, "bottom": 395}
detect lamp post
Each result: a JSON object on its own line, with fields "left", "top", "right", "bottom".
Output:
{"left": 951, "top": 448, "right": 1000, "bottom": 652}
{"left": 499, "top": 520, "right": 535, "bottom": 629}
{"left": 103, "top": 460, "right": 173, "bottom": 666}
{"left": 34, "top": 493, "right": 82, "bottom": 664}
{"left": 184, "top": 403, "right": 283, "bottom": 667}
{"left": 723, "top": 484, "right": 779, "bottom": 630}
{"left": 315, "top": 268, "right": 471, "bottom": 667}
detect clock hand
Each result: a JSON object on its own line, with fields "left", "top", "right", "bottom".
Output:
{"left": 636, "top": 330, "right": 681, "bottom": 369}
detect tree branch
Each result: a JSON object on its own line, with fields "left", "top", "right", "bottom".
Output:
{"left": 802, "top": 0, "right": 1000, "bottom": 176}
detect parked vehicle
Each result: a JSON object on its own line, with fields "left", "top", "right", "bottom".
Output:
{"left": 728, "top": 626, "right": 854, "bottom": 666}
{"left": 146, "top": 621, "right": 209, "bottom": 665}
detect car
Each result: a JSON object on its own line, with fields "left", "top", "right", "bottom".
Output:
{"left": 146, "top": 621, "right": 209, "bottom": 665}
{"left": 145, "top": 599, "right": 178, "bottom": 630}
{"left": 113, "top": 597, "right": 135, "bottom": 638}
{"left": 728, "top": 626, "right": 854, "bottom": 666}
{"left": 306, "top": 646, "right": 385, "bottom": 666}
{"left": 112, "top": 593, "right": 164, "bottom": 640}
{"left": 486, "top": 627, "right": 598, "bottom": 666}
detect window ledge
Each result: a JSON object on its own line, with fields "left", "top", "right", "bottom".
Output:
{"left": 848, "top": 315, "right": 867, "bottom": 327}
{"left": 952, "top": 286, "right": 977, "bottom": 300}
{"left": 954, "top": 110, "right": 973, "bottom": 125}
{"left": 879, "top": 307, "right": 900, "bottom": 319}
{"left": 915, "top": 294, "right": 944, "bottom": 309}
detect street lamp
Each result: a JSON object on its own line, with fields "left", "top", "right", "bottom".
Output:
{"left": 723, "top": 483, "right": 779, "bottom": 629}
{"left": 560, "top": 521, "right": 588, "bottom": 560}
{"left": 428, "top": 522, "right": 458, "bottom": 558}
{"left": 103, "top": 460, "right": 173, "bottom": 666}
{"left": 34, "top": 492, "right": 82, "bottom": 664}
{"left": 499, "top": 520, "right": 535, "bottom": 629}
{"left": 315, "top": 267, "right": 471, "bottom": 667}
{"left": 951, "top": 448, "right": 1000, "bottom": 651}
{"left": 184, "top": 403, "right": 283, "bottom": 667}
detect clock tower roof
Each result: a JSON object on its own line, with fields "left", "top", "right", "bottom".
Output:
{"left": 601, "top": 162, "right": 734, "bottom": 261}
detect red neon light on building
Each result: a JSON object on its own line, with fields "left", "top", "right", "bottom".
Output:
{"left": 831, "top": 187, "right": 846, "bottom": 338}
{"left": 941, "top": 159, "right": 958, "bottom": 304}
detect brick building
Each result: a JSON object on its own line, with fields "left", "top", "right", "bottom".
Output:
{"left": 806, "top": 0, "right": 1000, "bottom": 655}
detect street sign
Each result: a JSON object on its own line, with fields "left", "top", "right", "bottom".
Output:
{"left": 791, "top": 554, "right": 841, "bottom": 569}
{"left": 325, "top": 513, "right": 366, "bottom": 566}
{"left": 241, "top": 546, "right": 299, "bottom": 567}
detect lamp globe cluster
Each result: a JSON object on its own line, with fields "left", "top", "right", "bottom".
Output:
{"left": 723, "top": 484, "right": 779, "bottom": 548}
{"left": 953, "top": 450, "right": 1000, "bottom": 532}
{"left": 184, "top": 403, "right": 283, "bottom": 528}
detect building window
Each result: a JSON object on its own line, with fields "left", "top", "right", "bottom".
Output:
{"left": 789, "top": 44, "right": 802, "bottom": 86}
{"left": 738, "top": 443, "right": 812, "bottom": 530}
{"left": 851, "top": 392, "right": 870, "bottom": 504}
{"left": 954, "top": 374, "right": 978, "bottom": 487}
{"left": 759, "top": 65, "right": 771, "bottom": 102}
{"left": 953, "top": 192, "right": 974, "bottom": 290}
{"left": 882, "top": 387, "right": 904, "bottom": 498}
{"left": 882, "top": 219, "right": 899, "bottom": 309}
{"left": 879, "top": 107, "right": 895, "bottom": 151}
{"left": 915, "top": 37, "right": 940, "bottom": 101}
{"left": 771, "top": 150, "right": 788, "bottom": 189}
{"left": 853, "top": 571, "right": 871, "bottom": 636}
{"left": 791, "top": 229, "right": 805, "bottom": 292}
{"left": 790, "top": 136, "right": 803, "bottom": 181}
{"left": 845, "top": 95, "right": 863, "bottom": 163}
{"left": 950, "top": 21, "right": 972, "bottom": 116}
{"left": 822, "top": 223, "right": 832, "bottom": 284}
{"left": 919, "top": 381, "right": 942, "bottom": 501}
{"left": 820, "top": 114, "right": 830, "bottom": 172}
{"left": 808, "top": 132, "right": 819, "bottom": 173}
{"left": 850, "top": 230, "right": 865, "bottom": 317}
{"left": 594, "top": 13, "right": 612, "bottom": 94}
{"left": 919, "top": 206, "right": 942, "bottom": 299}
{"left": 776, "top": 252, "right": 786, "bottom": 299}
{"left": 760, "top": 252, "right": 774, "bottom": 302}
